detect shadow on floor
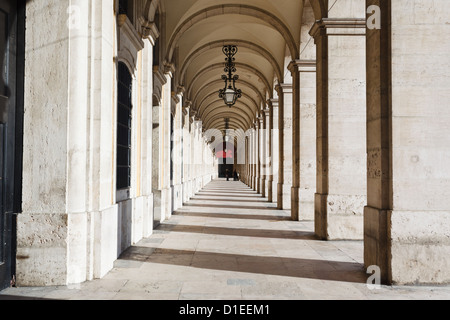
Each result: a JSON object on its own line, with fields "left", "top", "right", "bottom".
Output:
{"left": 200, "top": 189, "right": 258, "bottom": 193}
{"left": 183, "top": 203, "right": 277, "bottom": 211}
{"left": 174, "top": 211, "right": 291, "bottom": 222}
{"left": 156, "top": 224, "right": 317, "bottom": 240}
{"left": 190, "top": 197, "right": 269, "bottom": 203}
{"left": 0, "top": 295, "right": 54, "bottom": 300}
{"left": 120, "top": 246, "right": 367, "bottom": 284}
{"left": 196, "top": 193, "right": 262, "bottom": 198}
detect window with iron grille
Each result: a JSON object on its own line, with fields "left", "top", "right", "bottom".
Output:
{"left": 119, "top": 0, "right": 133, "bottom": 23}
{"left": 119, "top": 0, "right": 128, "bottom": 15}
{"left": 117, "top": 62, "right": 132, "bottom": 192}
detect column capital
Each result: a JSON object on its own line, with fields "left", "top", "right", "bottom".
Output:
{"left": 171, "top": 92, "right": 180, "bottom": 105}
{"left": 288, "top": 60, "right": 317, "bottom": 73}
{"left": 309, "top": 18, "right": 366, "bottom": 41}
{"left": 263, "top": 108, "right": 271, "bottom": 116}
{"left": 163, "top": 61, "right": 176, "bottom": 77}
{"left": 140, "top": 18, "right": 160, "bottom": 45}
{"left": 182, "top": 106, "right": 189, "bottom": 117}
{"left": 184, "top": 100, "right": 192, "bottom": 110}
{"left": 189, "top": 109, "right": 198, "bottom": 123}
{"left": 269, "top": 98, "right": 279, "bottom": 108}
{"left": 177, "top": 86, "right": 186, "bottom": 96}
{"left": 279, "top": 83, "right": 293, "bottom": 94}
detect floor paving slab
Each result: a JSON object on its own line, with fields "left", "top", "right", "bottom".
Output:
{"left": 1, "top": 179, "right": 450, "bottom": 300}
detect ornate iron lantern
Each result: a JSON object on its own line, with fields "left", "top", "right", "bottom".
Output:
{"left": 219, "top": 45, "right": 242, "bottom": 108}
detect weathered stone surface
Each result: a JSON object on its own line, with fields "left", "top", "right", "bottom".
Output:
{"left": 390, "top": 211, "right": 450, "bottom": 285}
{"left": 17, "top": 213, "right": 68, "bottom": 286}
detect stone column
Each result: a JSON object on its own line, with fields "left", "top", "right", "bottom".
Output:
{"left": 253, "top": 123, "right": 258, "bottom": 191}
{"left": 270, "top": 98, "right": 279, "bottom": 204}
{"left": 172, "top": 89, "right": 184, "bottom": 211}
{"left": 139, "top": 35, "right": 157, "bottom": 241}
{"left": 280, "top": 84, "right": 293, "bottom": 210}
{"left": 299, "top": 61, "right": 317, "bottom": 221}
{"left": 248, "top": 133, "right": 252, "bottom": 187}
{"left": 161, "top": 65, "right": 174, "bottom": 221}
{"left": 18, "top": 0, "right": 114, "bottom": 286}
{"left": 276, "top": 85, "right": 284, "bottom": 209}
{"left": 189, "top": 112, "right": 196, "bottom": 198}
{"left": 288, "top": 62, "right": 301, "bottom": 221}
{"left": 258, "top": 116, "right": 265, "bottom": 196}
{"left": 243, "top": 136, "right": 247, "bottom": 185}
{"left": 248, "top": 129, "right": 253, "bottom": 187}
{"left": 245, "top": 135, "right": 251, "bottom": 187}
{"left": 263, "top": 107, "right": 271, "bottom": 200}
{"left": 365, "top": 0, "right": 450, "bottom": 285}
{"left": 182, "top": 105, "right": 190, "bottom": 203}
{"left": 310, "top": 17, "right": 367, "bottom": 240}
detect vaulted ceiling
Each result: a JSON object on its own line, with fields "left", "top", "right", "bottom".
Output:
{"left": 151, "top": 0, "right": 323, "bottom": 132}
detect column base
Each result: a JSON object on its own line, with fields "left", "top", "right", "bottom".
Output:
{"left": 277, "top": 183, "right": 283, "bottom": 209}
{"left": 388, "top": 210, "right": 450, "bottom": 285}
{"left": 172, "top": 183, "right": 183, "bottom": 211}
{"left": 161, "top": 187, "right": 172, "bottom": 221}
{"left": 17, "top": 212, "right": 88, "bottom": 286}
{"left": 265, "top": 179, "right": 272, "bottom": 201}
{"left": 261, "top": 179, "right": 266, "bottom": 197}
{"left": 299, "top": 188, "right": 315, "bottom": 221}
{"left": 256, "top": 178, "right": 260, "bottom": 194}
{"left": 282, "top": 183, "right": 291, "bottom": 210}
{"left": 17, "top": 207, "right": 122, "bottom": 286}
{"left": 291, "top": 187, "right": 300, "bottom": 221}
{"left": 364, "top": 206, "right": 389, "bottom": 284}
{"left": 315, "top": 193, "right": 365, "bottom": 240}
{"left": 315, "top": 193, "right": 328, "bottom": 240}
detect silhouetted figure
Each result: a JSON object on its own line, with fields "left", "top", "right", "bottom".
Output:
{"left": 234, "top": 170, "right": 239, "bottom": 181}
{"left": 226, "top": 169, "right": 230, "bottom": 181}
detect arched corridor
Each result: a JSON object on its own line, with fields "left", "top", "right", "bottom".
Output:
{"left": 2, "top": 179, "right": 450, "bottom": 300}
{"left": 1, "top": 0, "right": 450, "bottom": 298}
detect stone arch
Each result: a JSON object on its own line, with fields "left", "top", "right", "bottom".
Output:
{"left": 186, "top": 63, "right": 272, "bottom": 103}
{"left": 118, "top": 54, "right": 137, "bottom": 77}
{"left": 207, "top": 117, "right": 249, "bottom": 131}
{"left": 152, "top": 78, "right": 162, "bottom": 103}
{"left": 192, "top": 79, "right": 266, "bottom": 111}
{"left": 309, "top": 0, "right": 327, "bottom": 20}
{"left": 198, "top": 91, "right": 259, "bottom": 116}
{"left": 200, "top": 96, "right": 255, "bottom": 124}
{"left": 166, "top": 4, "right": 299, "bottom": 63}
{"left": 207, "top": 115, "right": 249, "bottom": 131}
{"left": 205, "top": 112, "right": 251, "bottom": 132}
{"left": 143, "top": 0, "right": 162, "bottom": 22}
{"left": 300, "top": 0, "right": 317, "bottom": 60}
{"left": 179, "top": 39, "right": 283, "bottom": 87}
{"left": 200, "top": 98, "right": 256, "bottom": 128}
{"left": 282, "top": 45, "right": 293, "bottom": 84}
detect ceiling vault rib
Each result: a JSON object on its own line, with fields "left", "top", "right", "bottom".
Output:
{"left": 192, "top": 79, "right": 266, "bottom": 110}
{"left": 186, "top": 62, "right": 272, "bottom": 103}
{"left": 179, "top": 39, "right": 283, "bottom": 87}
{"left": 166, "top": 4, "right": 299, "bottom": 66}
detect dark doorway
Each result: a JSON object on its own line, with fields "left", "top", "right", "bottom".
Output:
{"left": 217, "top": 141, "right": 234, "bottom": 179}
{"left": 0, "top": 0, "right": 25, "bottom": 290}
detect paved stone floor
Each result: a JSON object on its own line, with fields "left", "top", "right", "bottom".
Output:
{"left": 1, "top": 179, "right": 450, "bottom": 300}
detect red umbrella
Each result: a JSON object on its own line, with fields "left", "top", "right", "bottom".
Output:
{"left": 216, "top": 150, "right": 234, "bottom": 159}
